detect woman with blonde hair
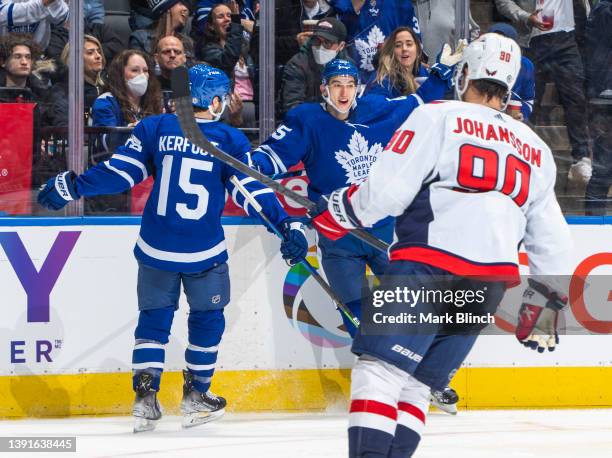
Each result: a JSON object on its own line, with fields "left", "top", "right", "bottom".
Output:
{"left": 46, "top": 35, "right": 107, "bottom": 126}
{"left": 368, "top": 26, "right": 428, "bottom": 98}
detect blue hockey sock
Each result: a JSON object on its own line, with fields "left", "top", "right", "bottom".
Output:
{"left": 185, "top": 309, "right": 225, "bottom": 393}
{"left": 132, "top": 307, "right": 175, "bottom": 391}
{"left": 388, "top": 423, "right": 421, "bottom": 457}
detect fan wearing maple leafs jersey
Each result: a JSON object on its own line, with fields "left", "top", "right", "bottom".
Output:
{"left": 328, "top": 0, "right": 420, "bottom": 83}
{"left": 248, "top": 59, "right": 448, "bottom": 336}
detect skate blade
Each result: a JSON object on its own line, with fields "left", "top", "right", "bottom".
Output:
{"left": 133, "top": 416, "right": 159, "bottom": 433}
{"left": 430, "top": 402, "right": 458, "bottom": 415}
{"left": 182, "top": 408, "right": 225, "bottom": 428}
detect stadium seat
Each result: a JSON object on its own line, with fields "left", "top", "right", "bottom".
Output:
{"left": 105, "top": 12, "right": 132, "bottom": 50}
{"left": 103, "top": 0, "right": 131, "bottom": 14}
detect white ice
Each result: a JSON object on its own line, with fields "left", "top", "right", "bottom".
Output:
{"left": 0, "top": 409, "right": 611, "bottom": 457}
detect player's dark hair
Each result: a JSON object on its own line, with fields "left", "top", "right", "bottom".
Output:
{"left": 472, "top": 79, "right": 508, "bottom": 102}
{"left": 106, "top": 49, "right": 163, "bottom": 124}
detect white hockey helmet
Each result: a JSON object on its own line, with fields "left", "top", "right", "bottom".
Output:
{"left": 453, "top": 33, "right": 522, "bottom": 109}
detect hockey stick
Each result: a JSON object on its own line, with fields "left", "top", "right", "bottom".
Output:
{"left": 229, "top": 176, "right": 360, "bottom": 328}
{"left": 270, "top": 169, "right": 305, "bottom": 180}
{"left": 171, "top": 66, "right": 388, "bottom": 253}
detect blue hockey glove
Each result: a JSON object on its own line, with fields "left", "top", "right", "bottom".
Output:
{"left": 430, "top": 40, "right": 467, "bottom": 84}
{"left": 516, "top": 279, "right": 567, "bottom": 353}
{"left": 279, "top": 218, "right": 308, "bottom": 265}
{"left": 37, "top": 171, "right": 80, "bottom": 210}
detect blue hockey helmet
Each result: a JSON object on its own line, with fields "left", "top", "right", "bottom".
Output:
{"left": 321, "top": 59, "right": 360, "bottom": 86}
{"left": 321, "top": 59, "right": 361, "bottom": 115}
{"left": 188, "top": 64, "right": 231, "bottom": 111}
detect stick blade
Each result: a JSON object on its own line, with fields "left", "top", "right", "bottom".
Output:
{"left": 171, "top": 65, "right": 191, "bottom": 99}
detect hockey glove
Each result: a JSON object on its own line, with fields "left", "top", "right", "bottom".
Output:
{"left": 310, "top": 186, "right": 360, "bottom": 241}
{"left": 515, "top": 279, "right": 568, "bottom": 353}
{"left": 37, "top": 171, "right": 80, "bottom": 210}
{"left": 430, "top": 39, "right": 467, "bottom": 82}
{"left": 279, "top": 218, "right": 308, "bottom": 265}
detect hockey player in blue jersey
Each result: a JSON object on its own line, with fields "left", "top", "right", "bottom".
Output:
{"left": 37, "top": 64, "right": 308, "bottom": 432}
{"left": 247, "top": 55, "right": 461, "bottom": 338}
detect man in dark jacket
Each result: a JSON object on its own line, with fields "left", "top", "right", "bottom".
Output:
{"left": 0, "top": 34, "right": 46, "bottom": 103}
{"left": 280, "top": 17, "right": 348, "bottom": 117}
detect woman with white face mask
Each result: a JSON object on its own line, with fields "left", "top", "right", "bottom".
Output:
{"left": 280, "top": 17, "right": 349, "bottom": 117}
{"left": 94, "top": 50, "right": 160, "bottom": 155}
{"left": 92, "top": 49, "right": 162, "bottom": 134}
{"left": 89, "top": 50, "right": 163, "bottom": 214}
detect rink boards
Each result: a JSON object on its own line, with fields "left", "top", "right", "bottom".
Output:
{"left": 0, "top": 217, "right": 611, "bottom": 418}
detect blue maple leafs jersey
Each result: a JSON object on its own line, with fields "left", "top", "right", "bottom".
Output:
{"left": 73, "top": 114, "right": 288, "bottom": 273}
{"left": 330, "top": 0, "right": 420, "bottom": 81}
{"left": 250, "top": 75, "right": 446, "bottom": 203}
{"left": 510, "top": 56, "right": 536, "bottom": 121}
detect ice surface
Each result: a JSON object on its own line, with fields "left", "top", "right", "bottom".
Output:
{"left": 0, "top": 409, "right": 611, "bottom": 457}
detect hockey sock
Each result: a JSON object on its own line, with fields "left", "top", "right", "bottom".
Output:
{"left": 388, "top": 376, "right": 430, "bottom": 458}
{"left": 132, "top": 307, "right": 175, "bottom": 391}
{"left": 348, "top": 357, "right": 406, "bottom": 457}
{"left": 185, "top": 309, "right": 225, "bottom": 393}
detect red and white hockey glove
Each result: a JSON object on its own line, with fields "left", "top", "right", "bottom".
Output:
{"left": 515, "top": 279, "right": 568, "bottom": 353}
{"left": 310, "top": 185, "right": 360, "bottom": 241}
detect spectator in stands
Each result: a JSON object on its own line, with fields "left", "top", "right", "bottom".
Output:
{"left": 584, "top": 0, "right": 612, "bottom": 215}
{"left": 47, "top": 19, "right": 125, "bottom": 67}
{"left": 488, "top": 22, "right": 536, "bottom": 122}
{"left": 250, "top": 0, "right": 303, "bottom": 67}
{"left": 302, "top": 0, "right": 334, "bottom": 21}
{"left": 366, "top": 26, "right": 427, "bottom": 98}
{"left": 45, "top": 35, "right": 106, "bottom": 127}
{"left": 154, "top": 35, "right": 186, "bottom": 91}
{"left": 196, "top": 2, "right": 245, "bottom": 77}
{"left": 129, "top": 0, "right": 193, "bottom": 59}
{"left": 91, "top": 49, "right": 162, "bottom": 152}
{"left": 88, "top": 50, "right": 162, "bottom": 214}
{"left": 194, "top": 0, "right": 256, "bottom": 33}
{"left": 0, "top": 0, "right": 68, "bottom": 51}
{"left": 84, "top": 0, "right": 105, "bottom": 25}
{"left": 280, "top": 17, "right": 348, "bottom": 116}
{"left": 231, "top": 54, "right": 255, "bottom": 127}
{"left": 413, "top": 0, "right": 480, "bottom": 62}
{"left": 295, "top": 0, "right": 336, "bottom": 47}
{"left": 495, "top": 0, "right": 592, "bottom": 183}
{"left": 0, "top": 33, "right": 46, "bottom": 102}
{"left": 328, "top": 0, "right": 420, "bottom": 83}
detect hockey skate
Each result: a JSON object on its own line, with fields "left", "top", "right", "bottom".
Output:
{"left": 132, "top": 373, "right": 162, "bottom": 433}
{"left": 181, "top": 370, "right": 226, "bottom": 428}
{"left": 430, "top": 386, "right": 459, "bottom": 415}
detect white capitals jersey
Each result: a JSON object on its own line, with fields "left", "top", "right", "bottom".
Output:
{"left": 349, "top": 100, "right": 572, "bottom": 280}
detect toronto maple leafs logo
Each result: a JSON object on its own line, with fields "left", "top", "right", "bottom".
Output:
{"left": 354, "top": 26, "right": 386, "bottom": 72}
{"left": 335, "top": 131, "right": 383, "bottom": 184}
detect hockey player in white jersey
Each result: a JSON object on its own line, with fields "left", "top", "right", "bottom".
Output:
{"left": 311, "top": 33, "right": 572, "bottom": 457}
